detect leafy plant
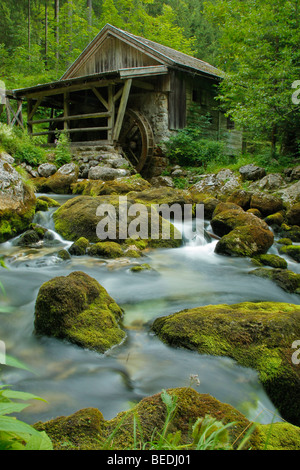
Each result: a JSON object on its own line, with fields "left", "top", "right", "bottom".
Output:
{"left": 0, "top": 123, "right": 46, "bottom": 167}
{"left": 0, "top": 386, "right": 53, "bottom": 450}
{"left": 54, "top": 131, "right": 72, "bottom": 167}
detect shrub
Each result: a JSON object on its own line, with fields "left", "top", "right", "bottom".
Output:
{"left": 0, "top": 123, "right": 46, "bottom": 167}
{"left": 164, "top": 107, "right": 227, "bottom": 168}
{"left": 54, "top": 131, "right": 72, "bottom": 167}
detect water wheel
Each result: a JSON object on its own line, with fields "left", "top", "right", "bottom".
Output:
{"left": 119, "top": 109, "right": 154, "bottom": 173}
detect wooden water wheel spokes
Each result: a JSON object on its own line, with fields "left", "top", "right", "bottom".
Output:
{"left": 119, "top": 108, "right": 154, "bottom": 173}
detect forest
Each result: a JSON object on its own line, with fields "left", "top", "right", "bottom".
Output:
{"left": 1, "top": 0, "right": 300, "bottom": 157}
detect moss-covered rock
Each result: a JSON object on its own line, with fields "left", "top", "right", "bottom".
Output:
{"left": 255, "top": 422, "right": 300, "bottom": 450}
{"left": 286, "top": 202, "right": 300, "bottom": 226}
{"left": 36, "top": 195, "right": 60, "bottom": 208}
{"left": 16, "top": 229, "right": 40, "bottom": 246}
{"left": 226, "top": 189, "right": 252, "bottom": 210}
{"left": 0, "top": 159, "right": 36, "bottom": 243}
{"left": 279, "top": 224, "right": 300, "bottom": 242}
{"left": 53, "top": 195, "right": 182, "bottom": 249}
{"left": 130, "top": 263, "right": 153, "bottom": 272}
{"left": 35, "top": 198, "right": 49, "bottom": 212}
{"left": 57, "top": 249, "right": 71, "bottom": 261}
{"left": 35, "top": 163, "right": 79, "bottom": 194}
{"left": 151, "top": 302, "right": 300, "bottom": 426}
{"left": 34, "top": 271, "right": 125, "bottom": 353}
{"left": 250, "top": 192, "right": 284, "bottom": 216}
{"left": 211, "top": 208, "right": 270, "bottom": 238}
{"left": 68, "top": 237, "right": 90, "bottom": 256}
{"left": 33, "top": 388, "right": 300, "bottom": 450}
{"left": 127, "top": 186, "right": 193, "bottom": 207}
{"left": 215, "top": 225, "right": 274, "bottom": 257}
{"left": 277, "top": 238, "right": 293, "bottom": 246}
{"left": 87, "top": 241, "right": 124, "bottom": 259}
{"left": 264, "top": 212, "right": 285, "bottom": 227}
{"left": 250, "top": 268, "right": 300, "bottom": 293}
{"left": 251, "top": 254, "right": 288, "bottom": 269}
{"left": 278, "top": 245, "right": 300, "bottom": 263}
{"left": 71, "top": 175, "right": 151, "bottom": 196}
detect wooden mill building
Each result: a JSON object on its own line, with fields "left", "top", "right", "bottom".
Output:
{"left": 9, "top": 24, "right": 242, "bottom": 173}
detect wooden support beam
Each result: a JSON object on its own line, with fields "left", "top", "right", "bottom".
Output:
{"left": 92, "top": 87, "right": 108, "bottom": 110}
{"left": 32, "top": 126, "right": 111, "bottom": 137}
{"left": 113, "top": 79, "right": 132, "bottom": 142}
{"left": 28, "top": 111, "right": 112, "bottom": 125}
{"left": 28, "top": 98, "right": 42, "bottom": 121}
{"left": 64, "top": 91, "right": 70, "bottom": 131}
{"left": 25, "top": 79, "right": 121, "bottom": 100}
{"left": 107, "top": 84, "right": 115, "bottom": 142}
{"left": 27, "top": 99, "right": 33, "bottom": 134}
{"left": 11, "top": 100, "right": 24, "bottom": 127}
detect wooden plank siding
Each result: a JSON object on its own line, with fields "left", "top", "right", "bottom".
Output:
{"left": 169, "top": 71, "right": 186, "bottom": 130}
{"left": 71, "top": 36, "right": 162, "bottom": 79}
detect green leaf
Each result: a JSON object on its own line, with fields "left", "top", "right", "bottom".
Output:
{"left": 25, "top": 432, "right": 53, "bottom": 450}
{"left": 1, "top": 389, "right": 47, "bottom": 403}
{"left": 0, "top": 402, "right": 29, "bottom": 415}
{"left": 0, "top": 416, "right": 41, "bottom": 436}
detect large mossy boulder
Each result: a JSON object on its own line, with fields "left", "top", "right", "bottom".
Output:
{"left": 151, "top": 302, "right": 300, "bottom": 426}
{"left": 250, "top": 268, "right": 300, "bottom": 293}
{"left": 278, "top": 244, "right": 300, "bottom": 263}
{"left": 250, "top": 192, "right": 284, "bottom": 216}
{"left": 215, "top": 225, "right": 274, "bottom": 257}
{"left": 0, "top": 158, "right": 36, "bottom": 243}
{"left": 34, "top": 271, "right": 125, "bottom": 353}
{"left": 34, "top": 388, "right": 300, "bottom": 450}
{"left": 71, "top": 175, "right": 151, "bottom": 196}
{"left": 211, "top": 207, "right": 269, "bottom": 237}
{"left": 35, "top": 163, "right": 79, "bottom": 194}
{"left": 53, "top": 195, "right": 182, "bottom": 249}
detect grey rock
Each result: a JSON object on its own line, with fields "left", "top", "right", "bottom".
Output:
{"left": 239, "top": 164, "right": 266, "bottom": 181}
{"left": 88, "top": 166, "right": 129, "bottom": 181}
{"left": 38, "top": 163, "right": 57, "bottom": 178}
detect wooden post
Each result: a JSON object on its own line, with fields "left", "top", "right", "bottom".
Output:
{"left": 27, "top": 99, "right": 33, "bottom": 135}
{"left": 64, "top": 91, "right": 70, "bottom": 131}
{"left": 113, "top": 79, "right": 132, "bottom": 142}
{"left": 107, "top": 84, "right": 114, "bottom": 142}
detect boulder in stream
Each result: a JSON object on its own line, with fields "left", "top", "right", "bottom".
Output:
{"left": 34, "top": 271, "right": 125, "bottom": 353}
{"left": 33, "top": 387, "right": 300, "bottom": 450}
{"left": 0, "top": 157, "right": 36, "bottom": 242}
{"left": 151, "top": 301, "right": 300, "bottom": 427}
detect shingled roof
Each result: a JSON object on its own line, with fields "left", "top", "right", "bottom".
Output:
{"left": 61, "top": 23, "right": 222, "bottom": 80}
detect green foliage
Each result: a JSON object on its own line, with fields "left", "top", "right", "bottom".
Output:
{"left": 0, "top": 385, "right": 53, "bottom": 450}
{"left": 204, "top": 0, "right": 300, "bottom": 156}
{"left": 0, "top": 123, "right": 46, "bottom": 167}
{"left": 54, "top": 132, "right": 72, "bottom": 167}
{"left": 165, "top": 109, "right": 226, "bottom": 167}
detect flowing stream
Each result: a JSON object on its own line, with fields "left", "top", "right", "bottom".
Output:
{"left": 1, "top": 193, "right": 299, "bottom": 426}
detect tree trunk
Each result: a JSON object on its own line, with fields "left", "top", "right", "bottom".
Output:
{"left": 55, "top": 0, "right": 60, "bottom": 65}
{"left": 87, "top": 0, "right": 93, "bottom": 41}
{"left": 28, "top": 0, "right": 31, "bottom": 59}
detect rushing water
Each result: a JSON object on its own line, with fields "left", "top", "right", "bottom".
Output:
{"left": 0, "top": 194, "right": 299, "bottom": 426}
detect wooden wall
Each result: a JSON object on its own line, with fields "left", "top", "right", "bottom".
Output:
{"left": 72, "top": 36, "right": 161, "bottom": 78}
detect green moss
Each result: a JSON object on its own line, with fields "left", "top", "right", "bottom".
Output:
{"left": 35, "top": 198, "right": 49, "bottom": 212}
{"left": 88, "top": 241, "right": 124, "bottom": 259}
{"left": 215, "top": 225, "right": 274, "bottom": 257}
{"left": 256, "top": 422, "right": 300, "bottom": 450}
{"left": 69, "top": 237, "right": 90, "bottom": 256}
{"left": 36, "top": 195, "right": 60, "bottom": 207}
{"left": 130, "top": 263, "right": 153, "bottom": 272}
{"left": 57, "top": 249, "right": 71, "bottom": 260}
{"left": 277, "top": 238, "right": 293, "bottom": 245}
{"left": 252, "top": 254, "right": 288, "bottom": 269}
{"left": 34, "top": 271, "right": 125, "bottom": 353}
{"left": 264, "top": 212, "right": 285, "bottom": 226}
{"left": 251, "top": 267, "right": 300, "bottom": 293}
{"left": 278, "top": 245, "right": 300, "bottom": 263}
{"left": 152, "top": 301, "right": 300, "bottom": 426}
